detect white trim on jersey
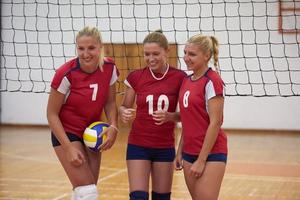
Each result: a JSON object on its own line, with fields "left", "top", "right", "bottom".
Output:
{"left": 124, "top": 79, "right": 132, "bottom": 88}
{"left": 205, "top": 80, "right": 216, "bottom": 112}
{"left": 205, "top": 80, "right": 216, "bottom": 101}
{"left": 57, "top": 76, "right": 71, "bottom": 95}
{"left": 205, "top": 80, "right": 224, "bottom": 112}
{"left": 109, "top": 65, "right": 118, "bottom": 85}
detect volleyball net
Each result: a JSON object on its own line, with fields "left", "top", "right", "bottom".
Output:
{"left": 1, "top": 0, "right": 300, "bottom": 97}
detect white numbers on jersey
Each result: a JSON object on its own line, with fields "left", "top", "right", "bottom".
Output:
{"left": 146, "top": 94, "right": 169, "bottom": 115}
{"left": 183, "top": 90, "right": 190, "bottom": 108}
{"left": 89, "top": 84, "right": 98, "bottom": 101}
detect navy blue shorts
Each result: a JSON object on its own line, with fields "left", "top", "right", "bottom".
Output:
{"left": 182, "top": 152, "right": 227, "bottom": 163}
{"left": 126, "top": 143, "right": 175, "bottom": 162}
{"left": 51, "top": 132, "right": 84, "bottom": 147}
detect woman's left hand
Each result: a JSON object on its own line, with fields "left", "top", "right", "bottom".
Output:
{"left": 190, "top": 159, "right": 206, "bottom": 178}
{"left": 99, "top": 126, "right": 118, "bottom": 151}
{"left": 152, "top": 110, "right": 170, "bottom": 125}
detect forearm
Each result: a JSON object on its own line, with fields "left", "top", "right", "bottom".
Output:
{"left": 119, "top": 105, "right": 131, "bottom": 111}
{"left": 104, "top": 100, "right": 118, "bottom": 127}
{"left": 47, "top": 114, "right": 72, "bottom": 149}
{"left": 176, "top": 133, "right": 184, "bottom": 154}
{"left": 168, "top": 112, "right": 181, "bottom": 122}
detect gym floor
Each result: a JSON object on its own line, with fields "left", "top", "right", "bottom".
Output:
{"left": 0, "top": 125, "right": 300, "bottom": 200}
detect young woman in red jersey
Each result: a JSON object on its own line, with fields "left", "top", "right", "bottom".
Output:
{"left": 47, "top": 26, "right": 119, "bottom": 200}
{"left": 119, "top": 30, "right": 186, "bottom": 200}
{"left": 175, "top": 34, "right": 227, "bottom": 200}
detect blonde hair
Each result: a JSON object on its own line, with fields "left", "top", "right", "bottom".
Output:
{"left": 76, "top": 26, "right": 104, "bottom": 68}
{"left": 143, "top": 29, "right": 169, "bottom": 50}
{"left": 187, "top": 34, "right": 219, "bottom": 71}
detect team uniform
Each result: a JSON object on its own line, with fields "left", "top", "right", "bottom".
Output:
{"left": 178, "top": 68, "right": 227, "bottom": 163}
{"left": 125, "top": 65, "right": 186, "bottom": 161}
{"left": 50, "top": 57, "right": 118, "bottom": 145}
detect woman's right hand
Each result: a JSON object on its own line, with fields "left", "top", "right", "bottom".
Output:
{"left": 65, "top": 146, "right": 86, "bottom": 167}
{"left": 120, "top": 107, "right": 136, "bottom": 123}
{"left": 174, "top": 153, "right": 183, "bottom": 171}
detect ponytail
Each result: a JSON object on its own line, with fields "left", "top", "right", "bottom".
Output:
{"left": 210, "top": 36, "right": 219, "bottom": 72}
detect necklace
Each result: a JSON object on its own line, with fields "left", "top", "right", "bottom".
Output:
{"left": 149, "top": 64, "right": 170, "bottom": 81}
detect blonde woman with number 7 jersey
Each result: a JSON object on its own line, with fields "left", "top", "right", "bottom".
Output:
{"left": 47, "top": 26, "right": 119, "bottom": 200}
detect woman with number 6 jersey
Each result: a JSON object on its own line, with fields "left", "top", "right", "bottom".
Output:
{"left": 119, "top": 30, "right": 186, "bottom": 200}
{"left": 175, "top": 34, "right": 227, "bottom": 200}
{"left": 47, "top": 26, "right": 119, "bottom": 200}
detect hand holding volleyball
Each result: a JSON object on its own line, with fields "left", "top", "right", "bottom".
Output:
{"left": 83, "top": 121, "right": 118, "bottom": 152}
{"left": 83, "top": 121, "right": 109, "bottom": 151}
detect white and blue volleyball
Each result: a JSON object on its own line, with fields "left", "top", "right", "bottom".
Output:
{"left": 83, "top": 121, "right": 109, "bottom": 151}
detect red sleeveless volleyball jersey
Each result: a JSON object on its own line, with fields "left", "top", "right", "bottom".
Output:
{"left": 125, "top": 66, "right": 186, "bottom": 148}
{"left": 51, "top": 57, "right": 118, "bottom": 138}
{"left": 179, "top": 68, "right": 227, "bottom": 155}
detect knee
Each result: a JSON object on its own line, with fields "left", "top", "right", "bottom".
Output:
{"left": 73, "top": 184, "right": 98, "bottom": 200}
{"left": 129, "top": 191, "right": 149, "bottom": 200}
{"left": 152, "top": 191, "right": 171, "bottom": 200}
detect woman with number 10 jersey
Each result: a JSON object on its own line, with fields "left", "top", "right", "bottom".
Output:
{"left": 119, "top": 30, "right": 186, "bottom": 200}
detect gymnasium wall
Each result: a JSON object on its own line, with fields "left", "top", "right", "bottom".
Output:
{"left": 2, "top": 92, "right": 300, "bottom": 130}
{"left": 1, "top": 1, "right": 300, "bottom": 130}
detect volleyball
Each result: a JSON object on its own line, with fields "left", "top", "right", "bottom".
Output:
{"left": 83, "top": 121, "right": 109, "bottom": 151}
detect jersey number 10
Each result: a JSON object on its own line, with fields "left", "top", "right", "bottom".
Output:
{"left": 146, "top": 94, "right": 169, "bottom": 115}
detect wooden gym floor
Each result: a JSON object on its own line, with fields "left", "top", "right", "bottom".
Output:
{"left": 0, "top": 125, "right": 300, "bottom": 200}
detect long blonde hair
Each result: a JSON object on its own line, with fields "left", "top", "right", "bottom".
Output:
{"left": 187, "top": 34, "right": 219, "bottom": 71}
{"left": 76, "top": 26, "right": 104, "bottom": 69}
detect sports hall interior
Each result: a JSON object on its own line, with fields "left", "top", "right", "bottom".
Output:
{"left": 1, "top": 1, "right": 300, "bottom": 200}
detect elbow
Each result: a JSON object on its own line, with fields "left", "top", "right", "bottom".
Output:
{"left": 46, "top": 108, "right": 58, "bottom": 124}
{"left": 46, "top": 111, "right": 53, "bottom": 124}
{"left": 106, "top": 98, "right": 116, "bottom": 107}
{"left": 46, "top": 106, "right": 52, "bottom": 122}
{"left": 210, "top": 118, "right": 223, "bottom": 129}
{"left": 46, "top": 107, "right": 51, "bottom": 122}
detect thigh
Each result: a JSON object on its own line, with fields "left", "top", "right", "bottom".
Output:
{"left": 54, "top": 141, "right": 95, "bottom": 188}
{"left": 127, "top": 160, "right": 151, "bottom": 192}
{"left": 85, "top": 148, "right": 102, "bottom": 184}
{"left": 151, "top": 162, "right": 174, "bottom": 193}
{"left": 194, "top": 162, "right": 226, "bottom": 200}
{"left": 182, "top": 160, "right": 197, "bottom": 196}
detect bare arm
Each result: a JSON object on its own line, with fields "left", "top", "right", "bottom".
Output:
{"left": 104, "top": 83, "right": 118, "bottom": 127}
{"left": 174, "top": 131, "right": 184, "bottom": 170}
{"left": 119, "top": 86, "right": 136, "bottom": 123}
{"left": 47, "top": 88, "right": 85, "bottom": 166}
{"left": 47, "top": 88, "right": 71, "bottom": 149}
{"left": 198, "top": 95, "right": 224, "bottom": 162}
{"left": 190, "top": 95, "right": 224, "bottom": 177}
{"left": 100, "top": 83, "right": 118, "bottom": 151}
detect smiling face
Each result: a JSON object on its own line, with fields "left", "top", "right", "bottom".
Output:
{"left": 76, "top": 35, "right": 102, "bottom": 71}
{"left": 183, "top": 43, "right": 211, "bottom": 72}
{"left": 143, "top": 42, "right": 168, "bottom": 73}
